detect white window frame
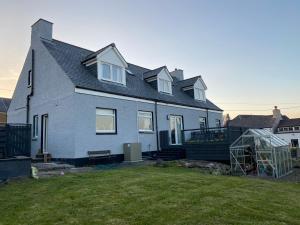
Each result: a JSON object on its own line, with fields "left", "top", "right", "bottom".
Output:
{"left": 99, "top": 62, "right": 126, "bottom": 85}
{"left": 169, "top": 115, "right": 183, "bottom": 145}
{"left": 28, "top": 70, "right": 32, "bottom": 87}
{"left": 283, "top": 127, "right": 289, "bottom": 132}
{"left": 194, "top": 87, "right": 205, "bottom": 101}
{"left": 96, "top": 108, "right": 116, "bottom": 134}
{"left": 32, "top": 115, "right": 38, "bottom": 139}
{"left": 158, "top": 78, "right": 172, "bottom": 94}
{"left": 215, "top": 119, "right": 221, "bottom": 128}
{"left": 199, "top": 117, "right": 207, "bottom": 130}
{"left": 138, "top": 111, "right": 153, "bottom": 132}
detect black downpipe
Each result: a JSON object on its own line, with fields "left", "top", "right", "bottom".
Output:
{"left": 155, "top": 101, "right": 159, "bottom": 152}
{"left": 26, "top": 49, "right": 34, "bottom": 124}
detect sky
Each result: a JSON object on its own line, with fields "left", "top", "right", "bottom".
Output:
{"left": 0, "top": 0, "right": 300, "bottom": 118}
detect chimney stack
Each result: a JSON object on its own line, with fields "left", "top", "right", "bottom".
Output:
{"left": 31, "top": 19, "right": 53, "bottom": 44}
{"left": 272, "top": 106, "right": 282, "bottom": 119}
{"left": 170, "top": 68, "right": 184, "bottom": 81}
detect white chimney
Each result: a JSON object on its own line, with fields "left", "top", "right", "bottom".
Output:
{"left": 31, "top": 19, "right": 53, "bottom": 44}
{"left": 170, "top": 68, "right": 184, "bottom": 81}
{"left": 272, "top": 106, "right": 282, "bottom": 119}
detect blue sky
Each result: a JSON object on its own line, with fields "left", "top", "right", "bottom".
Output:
{"left": 1, "top": 0, "right": 299, "bottom": 117}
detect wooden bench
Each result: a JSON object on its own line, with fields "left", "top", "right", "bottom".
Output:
{"left": 88, "top": 150, "right": 111, "bottom": 160}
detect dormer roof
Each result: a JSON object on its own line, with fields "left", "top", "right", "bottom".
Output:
{"left": 81, "top": 43, "right": 128, "bottom": 68}
{"left": 82, "top": 43, "right": 115, "bottom": 63}
{"left": 176, "top": 76, "right": 207, "bottom": 90}
{"left": 143, "top": 66, "right": 166, "bottom": 80}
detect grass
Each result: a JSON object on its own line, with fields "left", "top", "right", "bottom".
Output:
{"left": 0, "top": 165, "right": 299, "bottom": 225}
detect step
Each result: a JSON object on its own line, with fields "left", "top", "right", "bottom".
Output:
{"left": 32, "top": 162, "right": 75, "bottom": 172}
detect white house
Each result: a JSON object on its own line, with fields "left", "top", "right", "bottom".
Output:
{"left": 8, "top": 19, "right": 223, "bottom": 165}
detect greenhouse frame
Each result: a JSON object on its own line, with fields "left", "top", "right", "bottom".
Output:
{"left": 230, "top": 129, "right": 293, "bottom": 178}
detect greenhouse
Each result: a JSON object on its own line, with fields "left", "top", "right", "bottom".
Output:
{"left": 230, "top": 129, "right": 292, "bottom": 178}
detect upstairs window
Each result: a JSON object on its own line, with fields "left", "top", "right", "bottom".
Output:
{"left": 194, "top": 87, "right": 205, "bottom": 101}
{"left": 158, "top": 78, "right": 172, "bottom": 94}
{"left": 100, "top": 63, "right": 124, "bottom": 85}
{"left": 138, "top": 111, "right": 153, "bottom": 132}
{"left": 28, "top": 70, "right": 32, "bottom": 87}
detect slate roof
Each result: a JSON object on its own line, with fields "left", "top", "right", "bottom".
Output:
{"left": 42, "top": 39, "right": 222, "bottom": 111}
{"left": 0, "top": 97, "right": 11, "bottom": 113}
{"left": 228, "top": 115, "right": 290, "bottom": 128}
{"left": 278, "top": 118, "right": 300, "bottom": 127}
{"left": 143, "top": 66, "right": 166, "bottom": 79}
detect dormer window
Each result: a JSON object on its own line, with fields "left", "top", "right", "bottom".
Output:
{"left": 193, "top": 77, "right": 207, "bottom": 102}
{"left": 143, "top": 66, "right": 173, "bottom": 95}
{"left": 82, "top": 43, "right": 128, "bottom": 86}
{"left": 158, "top": 78, "right": 172, "bottom": 94}
{"left": 101, "top": 63, "right": 124, "bottom": 84}
{"left": 194, "top": 87, "right": 205, "bottom": 101}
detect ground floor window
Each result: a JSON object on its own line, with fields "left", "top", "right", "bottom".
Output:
{"left": 215, "top": 119, "right": 221, "bottom": 128}
{"left": 32, "top": 115, "right": 38, "bottom": 138}
{"left": 291, "top": 139, "right": 299, "bottom": 147}
{"left": 138, "top": 111, "right": 153, "bottom": 132}
{"left": 96, "top": 108, "right": 116, "bottom": 134}
{"left": 199, "top": 117, "right": 206, "bottom": 130}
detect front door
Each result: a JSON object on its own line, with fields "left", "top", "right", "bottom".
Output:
{"left": 169, "top": 115, "right": 183, "bottom": 145}
{"left": 41, "top": 114, "right": 48, "bottom": 153}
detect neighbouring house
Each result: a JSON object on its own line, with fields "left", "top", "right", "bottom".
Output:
{"left": 228, "top": 106, "right": 300, "bottom": 147}
{"left": 8, "top": 19, "right": 223, "bottom": 165}
{"left": 276, "top": 118, "right": 300, "bottom": 148}
{"left": 0, "top": 98, "right": 11, "bottom": 123}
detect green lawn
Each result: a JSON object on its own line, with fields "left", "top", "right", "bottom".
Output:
{"left": 0, "top": 165, "right": 299, "bottom": 225}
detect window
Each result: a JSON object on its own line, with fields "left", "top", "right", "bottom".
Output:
{"left": 32, "top": 115, "right": 38, "bottom": 138}
{"left": 158, "top": 78, "right": 172, "bottom": 94}
{"left": 102, "top": 64, "right": 111, "bottom": 79}
{"left": 194, "top": 88, "right": 205, "bottom": 101}
{"left": 289, "top": 127, "right": 294, "bottom": 131}
{"left": 215, "top": 119, "right": 221, "bottom": 128}
{"left": 291, "top": 139, "right": 299, "bottom": 147}
{"left": 100, "top": 63, "right": 124, "bottom": 84}
{"left": 278, "top": 127, "right": 284, "bottom": 132}
{"left": 295, "top": 126, "right": 300, "bottom": 131}
{"left": 28, "top": 70, "right": 32, "bottom": 87}
{"left": 283, "top": 127, "right": 289, "bottom": 132}
{"left": 199, "top": 117, "right": 207, "bottom": 130}
{"left": 138, "top": 111, "right": 153, "bottom": 132}
{"left": 112, "top": 65, "right": 123, "bottom": 83}
{"left": 96, "top": 108, "right": 116, "bottom": 134}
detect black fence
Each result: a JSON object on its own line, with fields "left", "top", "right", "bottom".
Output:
{"left": 182, "top": 127, "right": 246, "bottom": 145}
{"left": 159, "top": 127, "right": 246, "bottom": 161}
{"left": 0, "top": 124, "right": 31, "bottom": 159}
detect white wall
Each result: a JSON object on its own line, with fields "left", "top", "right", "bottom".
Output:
{"left": 275, "top": 132, "right": 300, "bottom": 146}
